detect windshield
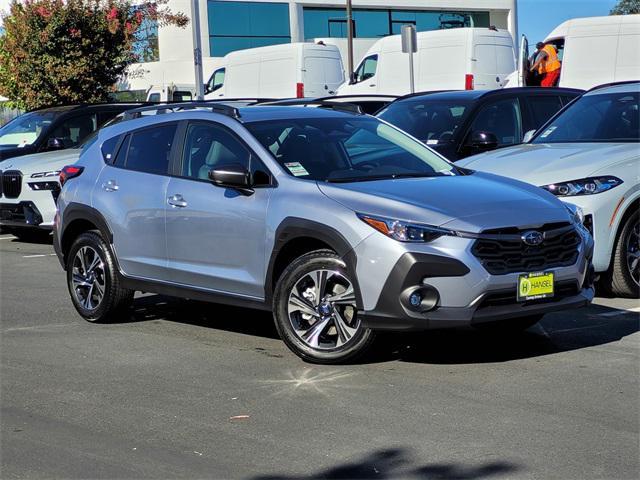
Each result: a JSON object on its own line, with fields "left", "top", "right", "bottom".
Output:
{"left": 533, "top": 91, "right": 639, "bottom": 143}
{"left": 0, "top": 111, "right": 58, "bottom": 147}
{"left": 377, "top": 98, "right": 471, "bottom": 146}
{"left": 245, "top": 116, "right": 457, "bottom": 183}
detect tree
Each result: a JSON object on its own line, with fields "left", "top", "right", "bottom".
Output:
{"left": 0, "top": 1, "right": 188, "bottom": 110}
{"left": 610, "top": 0, "right": 640, "bottom": 15}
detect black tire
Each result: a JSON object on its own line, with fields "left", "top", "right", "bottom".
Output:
{"left": 475, "top": 314, "right": 543, "bottom": 333}
{"left": 11, "top": 228, "right": 52, "bottom": 243}
{"left": 66, "top": 230, "right": 134, "bottom": 323}
{"left": 273, "top": 249, "right": 375, "bottom": 364}
{"left": 607, "top": 210, "right": 640, "bottom": 298}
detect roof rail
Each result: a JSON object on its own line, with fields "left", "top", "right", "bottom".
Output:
{"left": 203, "top": 98, "right": 276, "bottom": 104}
{"left": 122, "top": 102, "right": 241, "bottom": 120}
{"left": 394, "top": 89, "right": 456, "bottom": 101}
{"left": 587, "top": 80, "right": 640, "bottom": 92}
{"left": 256, "top": 98, "right": 363, "bottom": 114}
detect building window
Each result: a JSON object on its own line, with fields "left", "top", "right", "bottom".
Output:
{"left": 303, "top": 8, "right": 490, "bottom": 41}
{"left": 208, "top": 1, "right": 291, "bottom": 57}
{"left": 132, "top": 7, "right": 159, "bottom": 63}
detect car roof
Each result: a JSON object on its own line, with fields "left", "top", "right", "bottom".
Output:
{"left": 585, "top": 81, "right": 640, "bottom": 96}
{"left": 392, "top": 87, "right": 584, "bottom": 104}
{"left": 30, "top": 103, "right": 146, "bottom": 114}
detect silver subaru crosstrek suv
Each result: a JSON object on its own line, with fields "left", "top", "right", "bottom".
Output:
{"left": 53, "top": 103, "right": 594, "bottom": 363}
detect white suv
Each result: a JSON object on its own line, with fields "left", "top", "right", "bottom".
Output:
{"left": 0, "top": 149, "right": 79, "bottom": 240}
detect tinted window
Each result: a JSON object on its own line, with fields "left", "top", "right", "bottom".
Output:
{"left": 124, "top": 124, "right": 177, "bottom": 175}
{"left": 181, "top": 123, "right": 251, "bottom": 180}
{"left": 245, "top": 116, "right": 456, "bottom": 183}
{"left": 49, "top": 114, "right": 98, "bottom": 148}
{"left": 378, "top": 99, "right": 470, "bottom": 145}
{"left": 534, "top": 91, "right": 639, "bottom": 143}
{"left": 470, "top": 98, "right": 522, "bottom": 147}
{"left": 113, "top": 135, "right": 130, "bottom": 167}
{"left": 101, "top": 135, "right": 121, "bottom": 163}
{"left": 527, "top": 95, "right": 563, "bottom": 125}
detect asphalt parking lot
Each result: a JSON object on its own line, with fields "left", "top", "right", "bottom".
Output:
{"left": 1, "top": 232, "right": 639, "bottom": 480}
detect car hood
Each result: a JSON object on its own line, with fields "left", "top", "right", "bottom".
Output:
{"left": 0, "top": 149, "right": 80, "bottom": 175}
{"left": 457, "top": 143, "right": 639, "bottom": 186}
{"left": 317, "top": 172, "right": 571, "bottom": 233}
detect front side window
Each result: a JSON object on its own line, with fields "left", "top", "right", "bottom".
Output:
{"left": 181, "top": 123, "right": 251, "bottom": 180}
{"left": 0, "top": 111, "right": 58, "bottom": 147}
{"left": 245, "top": 116, "right": 456, "bottom": 183}
{"left": 469, "top": 98, "right": 522, "bottom": 147}
{"left": 49, "top": 114, "right": 98, "bottom": 149}
{"left": 377, "top": 99, "right": 470, "bottom": 145}
{"left": 207, "top": 68, "right": 226, "bottom": 93}
{"left": 534, "top": 91, "right": 640, "bottom": 143}
{"left": 354, "top": 55, "right": 378, "bottom": 83}
{"left": 527, "top": 95, "right": 564, "bottom": 125}
{"left": 122, "top": 124, "right": 177, "bottom": 175}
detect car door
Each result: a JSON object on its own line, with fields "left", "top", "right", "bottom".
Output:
{"left": 92, "top": 122, "right": 179, "bottom": 281}
{"left": 164, "top": 120, "right": 273, "bottom": 299}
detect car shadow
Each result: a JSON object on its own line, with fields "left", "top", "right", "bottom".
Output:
{"left": 122, "top": 294, "right": 639, "bottom": 365}
{"left": 250, "top": 447, "right": 521, "bottom": 479}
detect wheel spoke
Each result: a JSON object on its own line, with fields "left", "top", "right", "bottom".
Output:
{"left": 72, "top": 273, "right": 91, "bottom": 288}
{"left": 86, "top": 252, "right": 102, "bottom": 275}
{"left": 301, "top": 317, "right": 331, "bottom": 348}
{"left": 310, "top": 270, "right": 329, "bottom": 304}
{"left": 288, "top": 293, "right": 320, "bottom": 318}
{"left": 83, "top": 282, "right": 94, "bottom": 309}
{"left": 326, "top": 285, "right": 356, "bottom": 305}
{"left": 333, "top": 310, "right": 357, "bottom": 347}
{"left": 78, "top": 247, "right": 88, "bottom": 274}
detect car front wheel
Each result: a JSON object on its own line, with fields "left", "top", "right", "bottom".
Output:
{"left": 609, "top": 210, "right": 640, "bottom": 298}
{"left": 273, "top": 249, "right": 375, "bottom": 364}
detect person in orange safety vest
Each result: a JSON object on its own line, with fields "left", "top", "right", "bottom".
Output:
{"left": 530, "top": 42, "right": 562, "bottom": 87}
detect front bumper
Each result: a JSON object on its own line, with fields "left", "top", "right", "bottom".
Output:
{"left": 354, "top": 226, "right": 595, "bottom": 331}
{"left": 0, "top": 201, "right": 49, "bottom": 230}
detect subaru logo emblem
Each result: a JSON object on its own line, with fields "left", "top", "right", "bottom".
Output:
{"left": 522, "top": 230, "right": 544, "bottom": 246}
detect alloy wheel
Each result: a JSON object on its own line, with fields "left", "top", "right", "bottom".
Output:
{"left": 71, "top": 246, "right": 106, "bottom": 310}
{"left": 627, "top": 220, "right": 640, "bottom": 286}
{"left": 287, "top": 269, "right": 359, "bottom": 350}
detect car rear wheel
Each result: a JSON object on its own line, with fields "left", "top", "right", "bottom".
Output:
{"left": 273, "top": 249, "right": 375, "bottom": 364}
{"left": 609, "top": 210, "right": 640, "bottom": 298}
{"left": 66, "top": 231, "right": 134, "bottom": 322}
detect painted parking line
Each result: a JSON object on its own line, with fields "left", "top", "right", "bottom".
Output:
{"left": 21, "top": 253, "right": 57, "bottom": 258}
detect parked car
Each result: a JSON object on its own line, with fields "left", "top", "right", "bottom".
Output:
{"left": 506, "top": 14, "right": 640, "bottom": 90}
{"left": 54, "top": 103, "right": 594, "bottom": 363}
{"left": 0, "top": 103, "right": 145, "bottom": 161}
{"left": 257, "top": 95, "right": 398, "bottom": 115}
{"left": 376, "top": 87, "right": 583, "bottom": 161}
{"left": 337, "top": 27, "right": 516, "bottom": 96}
{"left": 458, "top": 82, "right": 639, "bottom": 297}
{"left": 204, "top": 42, "right": 345, "bottom": 100}
{"left": 0, "top": 149, "right": 80, "bottom": 241}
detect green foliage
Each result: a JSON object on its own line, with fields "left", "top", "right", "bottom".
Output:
{"left": 0, "top": 1, "right": 188, "bottom": 110}
{"left": 610, "top": 0, "right": 640, "bottom": 15}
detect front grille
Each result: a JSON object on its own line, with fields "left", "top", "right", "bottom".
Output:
{"left": 472, "top": 222, "right": 581, "bottom": 275}
{"left": 477, "top": 281, "right": 580, "bottom": 310}
{"left": 1, "top": 170, "right": 22, "bottom": 199}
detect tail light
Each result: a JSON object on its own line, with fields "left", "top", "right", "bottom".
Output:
{"left": 59, "top": 165, "right": 84, "bottom": 187}
{"left": 296, "top": 82, "right": 305, "bottom": 98}
{"left": 465, "top": 74, "right": 474, "bottom": 90}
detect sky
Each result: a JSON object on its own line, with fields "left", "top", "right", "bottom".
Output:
{"left": 0, "top": 0, "right": 624, "bottom": 40}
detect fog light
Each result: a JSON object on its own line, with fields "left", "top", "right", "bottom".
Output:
{"left": 409, "top": 292, "right": 422, "bottom": 307}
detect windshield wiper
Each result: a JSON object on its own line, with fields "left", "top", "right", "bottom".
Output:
{"left": 327, "top": 172, "right": 438, "bottom": 183}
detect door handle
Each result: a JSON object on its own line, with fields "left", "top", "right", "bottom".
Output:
{"left": 102, "top": 180, "right": 118, "bottom": 192}
{"left": 167, "top": 194, "right": 188, "bottom": 208}
{"left": 369, "top": 84, "right": 376, "bottom": 87}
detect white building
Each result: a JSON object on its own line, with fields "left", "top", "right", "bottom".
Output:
{"left": 123, "top": 0, "right": 518, "bottom": 90}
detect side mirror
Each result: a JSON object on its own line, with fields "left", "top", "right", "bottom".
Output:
{"left": 468, "top": 131, "right": 498, "bottom": 152}
{"left": 523, "top": 129, "right": 536, "bottom": 143}
{"left": 46, "top": 137, "right": 65, "bottom": 150}
{"left": 208, "top": 164, "right": 254, "bottom": 195}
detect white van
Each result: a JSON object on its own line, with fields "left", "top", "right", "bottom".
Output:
{"left": 204, "top": 42, "right": 345, "bottom": 99}
{"left": 146, "top": 84, "right": 196, "bottom": 102}
{"left": 337, "top": 28, "right": 516, "bottom": 96}
{"left": 510, "top": 15, "right": 640, "bottom": 90}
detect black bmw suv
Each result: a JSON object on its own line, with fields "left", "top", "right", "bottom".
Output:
{"left": 0, "top": 103, "right": 145, "bottom": 161}
{"left": 377, "top": 87, "right": 583, "bottom": 161}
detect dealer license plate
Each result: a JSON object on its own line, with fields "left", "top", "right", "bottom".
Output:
{"left": 517, "top": 272, "right": 554, "bottom": 301}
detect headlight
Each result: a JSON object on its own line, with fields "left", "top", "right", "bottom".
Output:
{"left": 565, "top": 203, "right": 584, "bottom": 225}
{"left": 30, "top": 170, "right": 60, "bottom": 179}
{"left": 542, "top": 176, "right": 622, "bottom": 196}
{"left": 358, "top": 214, "right": 456, "bottom": 242}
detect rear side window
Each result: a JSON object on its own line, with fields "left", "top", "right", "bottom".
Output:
{"left": 121, "top": 124, "right": 177, "bottom": 175}
{"left": 101, "top": 135, "right": 121, "bottom": 163}
{"left": 527, "top": 95, "right": 563, "bottom": 125}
